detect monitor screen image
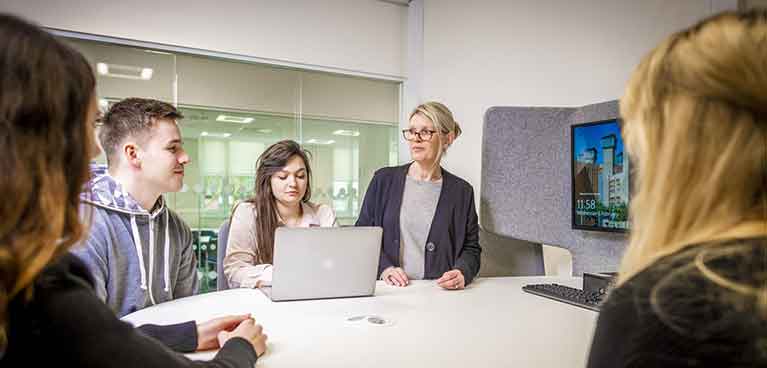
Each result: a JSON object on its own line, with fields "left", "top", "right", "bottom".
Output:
{"left": 571, "top": 119, "right": 629, "bottom": 232}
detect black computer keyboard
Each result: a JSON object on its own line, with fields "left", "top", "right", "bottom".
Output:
{"left": 522, "top": 283, "right": 605, "bottom": 312}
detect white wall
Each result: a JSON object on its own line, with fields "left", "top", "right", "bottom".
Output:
{"left": 419, "top": 0, "right": 735, "bottom": 202}
{"left": 4, "top": 0, "right": 742, "bottom": 195}
{"left": 0, "top": 0, "right": 407, "bottom": 78}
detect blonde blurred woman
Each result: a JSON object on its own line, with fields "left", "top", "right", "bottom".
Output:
{"left": 356, "top": 101, "right": 481, "bottom": 290}
{"left": 587, "top": 10, "right": 767, "bottom": 368}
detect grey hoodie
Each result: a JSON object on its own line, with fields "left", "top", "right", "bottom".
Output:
{"left": 72, "top": 166, "right": 199, "bottom": 317}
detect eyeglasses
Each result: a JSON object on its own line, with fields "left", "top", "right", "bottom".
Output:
{"left": 402, "top": 129, "right": 440, "bottom": 142}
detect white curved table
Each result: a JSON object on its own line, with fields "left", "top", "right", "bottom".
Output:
{"left": 123, "top": 277, "right": 598, "bottom": 367}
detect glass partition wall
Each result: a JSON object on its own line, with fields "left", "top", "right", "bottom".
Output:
{"left": 65, "top": 38, "right": 400, "bottom": 292}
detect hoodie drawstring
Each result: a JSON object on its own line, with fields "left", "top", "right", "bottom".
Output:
{"left": 130, "top": 215, "right": 148, "bottom": 291}
{"left": 130, "top": 209, "right": 173, "bottom": 305}
{"left": 164, "top": 212, "right": 171, "bottom": 295}
{"left": 147, "top": 217, "right": 157, "bottom": 305}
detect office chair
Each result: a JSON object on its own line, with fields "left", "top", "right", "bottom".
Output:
{"left": 216, "top": 219, "right": 231, "bottom": 291}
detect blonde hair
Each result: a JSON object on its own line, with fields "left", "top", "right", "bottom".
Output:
{"left": 409, "top": 101, "right": 463, "bottom": 166}
{"left": 618, "top": 8, "right": 767, "bottom": 291}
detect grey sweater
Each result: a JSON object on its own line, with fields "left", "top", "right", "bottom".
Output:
{"left": 399, "top": 176, "right": 442, "bottom": 279}
{"left": 72, "top": 166, "right": 198, "bottom": 317}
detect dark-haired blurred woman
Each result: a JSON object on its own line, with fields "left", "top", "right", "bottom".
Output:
{"left": 224, "top": 140, "right": 337, "bottom": 288}
{"left": 0, "top": 14, "right": 266, "bottom": 366}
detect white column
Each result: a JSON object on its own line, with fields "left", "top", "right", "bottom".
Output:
{"left": 401, "top": 0, "right": 424, "bottom": 164}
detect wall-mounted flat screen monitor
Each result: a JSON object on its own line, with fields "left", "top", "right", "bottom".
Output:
{"left": 571, "top": 119, "right": 630, "bottom": 233}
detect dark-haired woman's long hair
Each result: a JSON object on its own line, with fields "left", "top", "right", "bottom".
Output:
{"left": 242, "top": 140, "right": 312, "bottom": 264}
{"left": 0, "top": 14, "right": 96, "bottom": 350}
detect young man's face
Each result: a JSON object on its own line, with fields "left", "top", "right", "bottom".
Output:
{"left": 138, "top": 118, "right": 190, "bottom": 194}
{"left": 86, "top": 95, "right": 101, "bottom": 159}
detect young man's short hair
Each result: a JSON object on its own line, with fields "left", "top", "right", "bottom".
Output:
{"left": 99, "top": 98, "right": 183, "bottom": 165}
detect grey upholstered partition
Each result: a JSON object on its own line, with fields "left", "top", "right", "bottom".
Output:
{"left": 478, "top": 227, "right": 544, "bottom": 277}
{"left": 481, "top": 100, "right": 628, "bottom": 275}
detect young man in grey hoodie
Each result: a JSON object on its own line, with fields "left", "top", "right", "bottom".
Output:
{"left": 74, "top": 98, "right": 198, "bottom": 317}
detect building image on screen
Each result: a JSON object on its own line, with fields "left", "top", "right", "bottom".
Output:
{"left": 571, "top": 119, "right": 629, "bottom": 232}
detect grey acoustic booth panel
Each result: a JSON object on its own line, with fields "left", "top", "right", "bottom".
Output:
{"left": 480, "top": 100, "right": 628, "bottom": 275}
{"left": 478, "top": 226, "right": 544, "bottom": 277}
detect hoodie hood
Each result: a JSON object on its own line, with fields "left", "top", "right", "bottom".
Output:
{"left": 83, "top": 163, "right": 166, "bottom": 217}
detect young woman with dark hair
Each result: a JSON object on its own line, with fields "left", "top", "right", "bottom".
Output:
{"left": 224, "top": 140, "right": 337, "bottom": 288}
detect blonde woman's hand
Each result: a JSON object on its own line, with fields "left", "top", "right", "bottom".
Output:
{"left": 437, "top": 269, "right": 465, "bottom": 290}
{"left": 381, "top": 266, "right": 409, "bottom": 287}
{"left": 217, "top": 318, "right": 268, "bottom": 357}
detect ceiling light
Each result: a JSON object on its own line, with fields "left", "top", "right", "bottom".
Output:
{"left": 332, "top": 129, "right": 360, "bottom": 137}
{"left": 144, "top": 49, "right": 173, "bottom": 56}
{"left": 257, "top": 129, "right": 273, "bottom": 134}
{"left": 96, "top": 62, "right": 109, "bottom": 75}
{"left": 140, "top": 68, "right": 153, "bottom": 80}
{"left": 200, "top": 131, "right": 231, "bottom": 138}
{"left": 216, "top": 115, "right": 254, "bottom": 124}
{"left": 95, "top": 62, "right": 154, "bottom": 81}
{"left": 306, "top": 139, "right": 335, "bottom": 145}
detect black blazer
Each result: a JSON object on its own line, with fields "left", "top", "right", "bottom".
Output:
{"left": 355, "top": 163, "right": 482, "bottom": 285}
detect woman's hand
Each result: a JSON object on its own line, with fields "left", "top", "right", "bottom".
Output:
{"left": 196, "top": 314, "right": 252, "bottom": 351}
{"left": 381, "top": 266, "right": 409, "bottom": 287}
{"left": 217, "top": 317, "right": 268, "bottom": 357}
{"left": 437, "top": 269, "right": 465, "bottom": 290}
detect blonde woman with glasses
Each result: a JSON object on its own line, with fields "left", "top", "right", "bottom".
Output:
{"left": 356, "top": 101, "right": 481, "bottom": 290}
{"left": 587, "top": 10, "right": 767, "bottom": 367}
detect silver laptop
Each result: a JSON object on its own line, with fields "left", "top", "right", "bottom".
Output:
{"left": 260, "top": 226, "right": 382, "bottom": 302}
